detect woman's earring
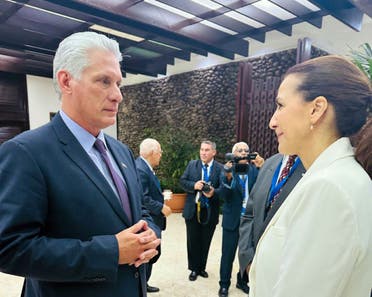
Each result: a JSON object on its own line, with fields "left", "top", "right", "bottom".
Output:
{"left": 310, "top": 125, "right": 314, "bottom": 130}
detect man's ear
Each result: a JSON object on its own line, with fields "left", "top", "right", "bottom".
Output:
{"left": 310, "top": 96, "right": 328, "bottom": 125}
{"left": 56, "top": 70, "right": 73, "bottom": 94}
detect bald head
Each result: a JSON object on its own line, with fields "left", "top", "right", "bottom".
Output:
{"left": 139, "top": 138, "right": 160, "bottom": 156}
{"left": 139, "top": 138, "right": 162, "bottom": 168}
{"left": 232, "top": 142, "right": 249, "bottom": 153}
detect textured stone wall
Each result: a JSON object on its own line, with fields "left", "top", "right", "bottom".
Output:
{"left": 249, "top": 50, "right": 296, "bottom": 80}
{"left": 118, "top": 61, "right": 240, "bottom": 158}
{"left": 118, "top": 47, "right": 326, "bottom": 158}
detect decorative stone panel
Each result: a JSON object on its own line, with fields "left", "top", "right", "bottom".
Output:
{"left": 118, "top": 47, "right": 327, "bottom": 160}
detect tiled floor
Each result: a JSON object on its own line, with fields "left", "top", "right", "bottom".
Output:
{"left": 0, "top": 213, "right": 247, "bottom": 297}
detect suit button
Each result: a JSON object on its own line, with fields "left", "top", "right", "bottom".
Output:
{"left": 134, "top": 272, "right": 139, "bottom": 278}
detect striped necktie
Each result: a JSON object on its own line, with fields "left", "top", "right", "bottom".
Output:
{"left": 269, "top": 155, "right": 297, "bottom": 208}
{"left": 94, "top": 139, "right": 132, "bottom": 223}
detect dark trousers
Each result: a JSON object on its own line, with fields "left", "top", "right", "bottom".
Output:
{"left": 145, "top": 263, "right": 153, "bottom": 283}
{"left": 185, "top": 209, "right": 217, "bottom": 272}
{"left": 146, "top": 243, "right": 161, "bottom": 282}
{"left": 219, "top": 227, "right": 240, "bottom": 288}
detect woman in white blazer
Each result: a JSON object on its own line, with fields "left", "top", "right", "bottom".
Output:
{"left": 249, "top": 55, "right": 372, "bottom": 297}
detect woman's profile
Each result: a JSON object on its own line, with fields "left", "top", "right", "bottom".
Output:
{"left": 249, "top": 55, "right": 372, "bottom": 297}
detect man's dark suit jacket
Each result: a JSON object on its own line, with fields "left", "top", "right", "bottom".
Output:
{"left": 135, "top": 157, "right": 166, "bottom": 230}
{"left": 238, "top": 154, "right": 305, "bottom": 274}
{"left": 0, "top": 113, "right": 160, "bottom": 297}
{"left": 221, "top": 164, "right": 258, "bottom": 231}
{"left": 180, "top": 159, "right": 223, "bottom": 225}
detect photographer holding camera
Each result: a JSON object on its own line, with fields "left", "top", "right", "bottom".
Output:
{"left": 180, "top": 140, "right": 223, "bottom": 282}
{"left": 218, "top": 142, "right": 262, "bottom": 297}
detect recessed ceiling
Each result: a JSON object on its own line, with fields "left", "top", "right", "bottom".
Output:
{"left": 0, "top": 0, "right": 370, "bottom": 79}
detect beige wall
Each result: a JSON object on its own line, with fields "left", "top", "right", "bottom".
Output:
{"left": 26, "top": 75, "right": 117, "bottom": 139}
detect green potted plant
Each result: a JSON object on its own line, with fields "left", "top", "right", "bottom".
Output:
{"left": 349, "top": 42, "right": 372, "bottom": 81}
{"left": 143, "top": 126, "right": 198, "bottom": 212}
{"left": 349, "top": 43, "right": 372, "bottom": 146}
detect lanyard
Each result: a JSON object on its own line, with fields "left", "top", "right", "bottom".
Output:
{"left": 239, "top": 174, "right": 249, "bottom": 216}
{"left": 267, "top": 157, "right": 300, "bottom": 205}
{"left": 238, "top": 174, "right": 247, "bottom": 191}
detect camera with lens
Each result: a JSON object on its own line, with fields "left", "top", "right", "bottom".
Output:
{"left": 201, "top": 181, "right": 212, "bottom": 193}
{"left": 224, "top": 152, "right": 257, "bottom": 174}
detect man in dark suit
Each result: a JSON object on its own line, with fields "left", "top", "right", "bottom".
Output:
{"left": 218, "top": 142, "right": 261, "bottom": 297}
{"left": 0, "top": 31, "right": 160, "bottom": 297}
{"left": 238, "top": 153, "right": 305, "bottom": 290}
{"left": 180, "top": 140, "right": 223, "bottom": 281}
{"left": 135, "top": 138, "right": 172, "bottom": 293}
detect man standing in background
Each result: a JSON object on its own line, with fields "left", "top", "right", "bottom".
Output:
{"left": 180, "top": 140, "right": 223, "bottom": 282}
{"left": 136, "top": 138, "right": 172, "bottom": 293}
{"left": 238, "top": 153, "right": 304, "bottom": 292}
{"left": 218, "top": 142, "right": 261, "bottom": 297}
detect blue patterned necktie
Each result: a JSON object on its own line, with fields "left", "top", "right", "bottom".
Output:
{"left": 94, "top": 139, "right": 132, "bottom": 223}
{"left": 200, "top": 163, "right": 210, "bottom": 208}
{"left": 203, "top": 163, "right": 209, "bottom": 182}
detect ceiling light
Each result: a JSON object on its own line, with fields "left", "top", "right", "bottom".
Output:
{"left": 6, "top": 0, "right": 84, "bottom": 22}
{"left": 200, "top": 20, "right": 237, "bottom": 35}
{"left": 294, "top": 0, "right": 320, "bottom": 11}
{"left": 190, "top": 0, "right": 222, "bottom": 10}
{"left": 124, "top": 47, "right": 162, "bottom": 59}
{"left": 144, "top": 0, "right": 195, "bottom": 19}
{"left": 148, "top": 40, "right": 181, "bottom": 50}
{"left": 253, "top": 0, "right": 296, "bottom": 20}
{"left": 0, "top": 54, "right": 22, "bottom": 63}
{"left": 224, "top": 11, "right": 265, "bottom": 28}
{"left": 90, "top": 24, "right": 144, "bottom": 42}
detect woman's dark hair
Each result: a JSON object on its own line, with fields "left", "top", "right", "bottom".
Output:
{"left": 285, "top": 55, "right": 372, "bottom": 137}
{"left": 354, "top": 118, "right": 372, "bottom": 178}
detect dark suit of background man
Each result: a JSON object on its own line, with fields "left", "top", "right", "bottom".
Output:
{"left": 135, "top": 138, "right": 172, "bottom": 293}
{"left": 238, "top": 153, "right": 305, "bottom": 290}
{"left": 218, "top": 142, "right": 261, "bottom": 297}
{"left": 180, "top": 140, "right": 223, "bottom": 282}
{"left": 0, "top": 31, "right": 161, "bottom": 297}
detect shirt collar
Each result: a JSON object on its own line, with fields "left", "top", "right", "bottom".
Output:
{"left": 203, "top": 159, "right": 214, "bottom": 168}
{"left": 59, "top": 110, "right": 106, "bottom": 154}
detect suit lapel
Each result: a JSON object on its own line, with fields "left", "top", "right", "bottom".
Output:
{"left": 254, "top": 160, "right": 278, "bottom": 210}
{"left": 151, "top": 171, "right": 163, "bottom": 196}
{"left": 196, "top": 160, "right": 203, "bottom": 180}
{"left": 259, "top": 159, "right": 281, "bottom": 214}
{"left": 263, "top": 159, "right": 305, "bottom": 228}
{"left": 209, "top": 161, "right": 217, "bottom": 182}
{"left": 106, "top": 137, "right": 139, "bottom": 225}
{"left": 253, "top": 156, "right": 282, "bottom": 243}
{"left": 142, "top": 158, "right": 163, "bottom": 195}
{"left": 52, "top": 114, "right": 129, "bottom": 225}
